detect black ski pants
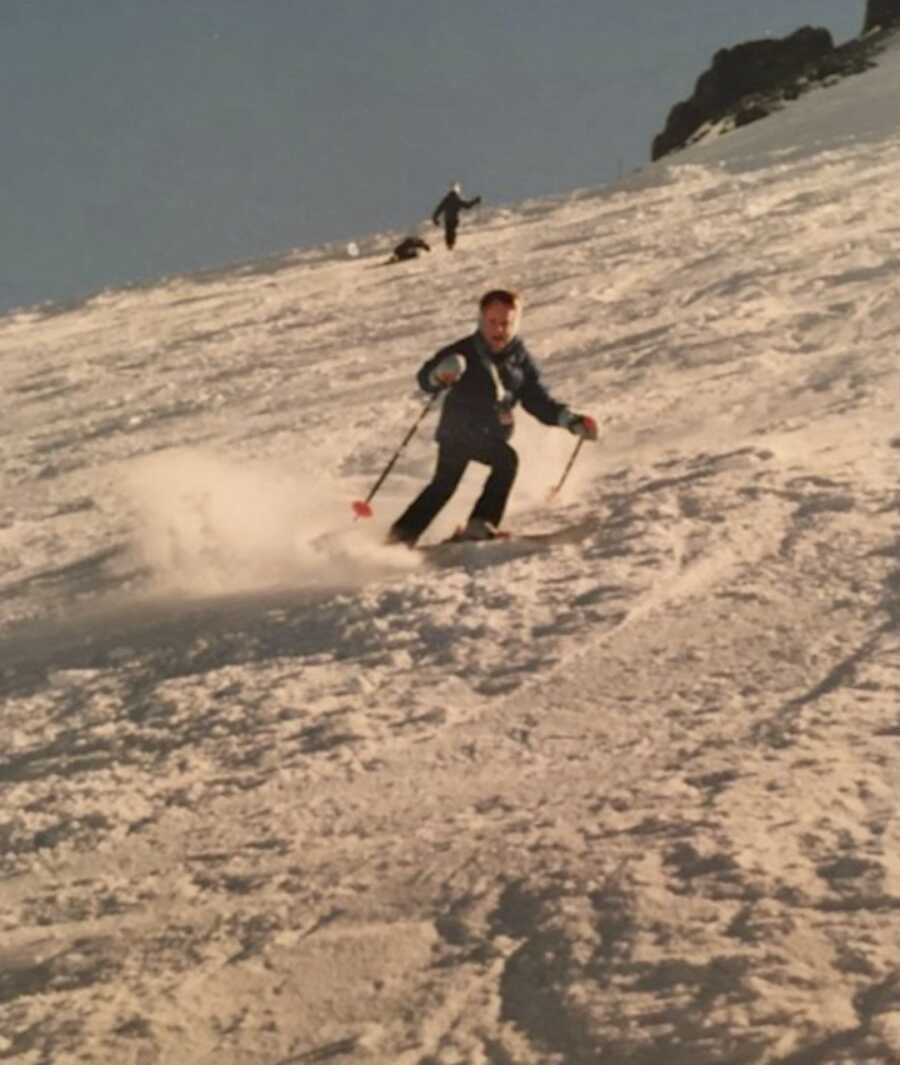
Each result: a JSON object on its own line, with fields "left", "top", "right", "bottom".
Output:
{"left": 390, "top": 436, "right": 518, "bottom": 544}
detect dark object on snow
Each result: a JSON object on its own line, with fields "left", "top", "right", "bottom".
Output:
{"left": 432, "top": 183, "right": 482, "bottom": 249}
{"left": 389, "top": 236, "right": 431, "bottom": 263}
{"left": 652, "top": 26, "right": 844, "bottom": 160}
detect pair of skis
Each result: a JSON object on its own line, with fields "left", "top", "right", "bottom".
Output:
{"left": 351, "top": 395, "right": 586, "bottom": 521}
{"left": 420, "top": 514, "right": 598, "bottom": 555}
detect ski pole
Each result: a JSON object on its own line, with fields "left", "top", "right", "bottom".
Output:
{"left": 547, "top": 436, "right": 585, "bottom": 501}
{"left": 352, "top": 392, "right": 440, "bottom": 518}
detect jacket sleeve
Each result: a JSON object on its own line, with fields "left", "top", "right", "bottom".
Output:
{"left": 462, "top": 195, "right": 482, "bottom": 209}
{"left": 518, "top": 353, "right": 568, "bottom": 426}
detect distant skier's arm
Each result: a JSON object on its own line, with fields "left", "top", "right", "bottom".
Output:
{"left": 432, "top": 195, "right": 449, "bottom": 225}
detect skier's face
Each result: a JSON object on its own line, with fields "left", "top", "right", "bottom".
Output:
{"left": 480, "top": 301, "right": 519, "bottom": 353}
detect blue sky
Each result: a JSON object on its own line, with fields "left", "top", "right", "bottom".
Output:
{"left": 1, "top": 1, "right": 864, "bottom": 313}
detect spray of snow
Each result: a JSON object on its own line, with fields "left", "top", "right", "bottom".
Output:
{"left": 121, "top": 448, "right": 420, "bottom": 595}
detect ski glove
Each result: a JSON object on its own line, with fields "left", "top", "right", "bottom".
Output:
{"left": 429, "top": 353, "right": 464, "bottom": 389}
{"left": 559, "top": 410, "right": 598, "bottom": 441}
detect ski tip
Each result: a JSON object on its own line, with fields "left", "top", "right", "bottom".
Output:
{"left": 352, "top": 500, "right": 373, "bottom": 519}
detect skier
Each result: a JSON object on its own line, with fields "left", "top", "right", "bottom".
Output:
{"left": 432, "top": 182, "right": 482, "bottom": 249}
{"left": 388, "top": 288, "right": 597, "bottom": 546}
{"left": 388, "top": 236, "right": 431, "bottom": 263}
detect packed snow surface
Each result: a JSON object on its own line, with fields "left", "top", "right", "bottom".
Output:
{"left": 1, "top": 32, "right": 900, "bottom": 1065}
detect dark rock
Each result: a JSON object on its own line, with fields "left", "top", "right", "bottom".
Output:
{"left": 734, "top": 101, "right": 772, "bottom": 129}
{"left": 651, "top": 26, "right": 884, "bottom": 161}
{"left": 865, "top": 0, "right": 900, "bottom": 33}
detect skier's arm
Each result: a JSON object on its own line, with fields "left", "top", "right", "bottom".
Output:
{"left": 519, "top": 359, "right": 568, "bottom": 426}
{"left": 432, "top": 195, "right": 449, "bottom": 225}
{"left": 462, "top": 195, "right": 482, "bottom": 209}
{"left": 520, "top": 358, "right": 598, "bottom": 439}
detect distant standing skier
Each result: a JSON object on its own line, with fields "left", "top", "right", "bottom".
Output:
{"left": 432, "top": 182, "right": 482, "bottom": 249}
{"left": 388, "top": 288, "right": 597, "bottom": 546}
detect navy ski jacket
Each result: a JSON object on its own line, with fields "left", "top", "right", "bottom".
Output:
{"left": 432, "top": 190, "right": 481, "bottom": 227}
{"left": 417, "top": 332, "right": 567, "bottom": 448}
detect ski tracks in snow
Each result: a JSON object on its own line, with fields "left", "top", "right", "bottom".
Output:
{"left": 4, "top": 44, "right": 900, "bottom": 1062}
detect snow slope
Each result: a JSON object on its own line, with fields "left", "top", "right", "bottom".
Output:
{"left": 1, "top": 31, "right": 900, "bottom": 1065}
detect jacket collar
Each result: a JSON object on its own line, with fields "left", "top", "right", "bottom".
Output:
{"left": 475, "top": 329, "right": 519, "bottom": 364}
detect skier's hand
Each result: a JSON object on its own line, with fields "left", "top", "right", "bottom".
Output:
{"left": 430, "top": 353, "right": 464, "bottom": 389}
{"left": 561, "top": 411, "right": 598, "bottom": 440}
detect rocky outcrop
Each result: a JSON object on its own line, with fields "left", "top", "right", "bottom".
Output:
{"left": 865, "top": 0, "right": 900, "bottom": 33}
{"left": 651, "top": 27, "right": 878, "bottom": 161}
